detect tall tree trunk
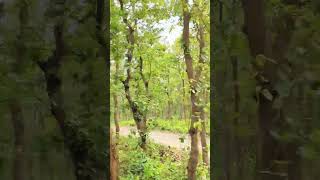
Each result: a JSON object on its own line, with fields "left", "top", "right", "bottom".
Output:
{"left": 96, "top": 1, "right": 110, "bottom": 178}
{"left": 241, "top": 1, "right": 277, "bottom": 180}
{"left": 181, "top": 0, "right": 200, "bottom": 179}
{"left": 38, "top": 23, "right": 86, "bottom": 180}
{"left": 212, "top": 2, "right": 232, "bottom": 179}
{"left": 38, "top": 15, "right": 106, "bottom": 179}
{"left": 197, "top": 20, "right": 209, "bottom": 166}
{"left": 242, "top": 1, "right": 300, "bottom": 180}
{"left": 118, "top": 0, "right": 148, "bottom": 149}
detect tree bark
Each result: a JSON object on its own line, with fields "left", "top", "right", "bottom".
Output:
{"left": 181, "top": 0, "right": 200, "bottom": 179}
{"left": 231, "top": 56, "right": 244, "bottom": 180}
{"left": 200, "top": 108, "right": 209, "bottom": 166}
{"left": 118, "top": 0, "right": 148, "bottom": 149}
{"left": 113, "top": 94, "right": 120, "bottom": 135}
{"left": 242, "top": 1, "right": 300, "bottom": 180}
{"left": 113, "top": 60, "right": 120, "bottom": 135}
{"left": 110, "top": 131, "right": 119, "bottom": 180}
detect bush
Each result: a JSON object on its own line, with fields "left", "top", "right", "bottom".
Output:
{"left": 118, "top": 136, "right": 209, "bottom": 180}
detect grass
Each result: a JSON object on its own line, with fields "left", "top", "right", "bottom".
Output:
{"left": 117, "top": 135, "right": 209, "bottom": 180}
{"left": 117, "top": 119, "right": 210, "bottom": 134}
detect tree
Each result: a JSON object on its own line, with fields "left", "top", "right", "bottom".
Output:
{"left": 110, "top": 130, "right": 119, "bottom": 180}
{"left": 192, "top": 0, "right": 210, "bottom": 166}
{"left": 213, "top": 0, "right": 320, "bottom": 179}
{"left": 6, "top": 1, "right": 29, "bottom": 179}
{"left": 114, "top": 0, "right": 169, "bottom": 149}
{"left": 181, "top": 0, "right": 205, "bottom": 178}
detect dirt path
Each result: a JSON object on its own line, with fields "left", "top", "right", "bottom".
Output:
{"left": 117, "top": 126, "right": 210, "bottom": 154}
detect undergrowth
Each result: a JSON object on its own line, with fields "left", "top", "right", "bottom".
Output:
{"left": 117, "top": 135, "right": 209, "bottom": 180}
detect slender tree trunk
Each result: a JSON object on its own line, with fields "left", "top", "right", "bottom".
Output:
{"left": 197, "top": 20, "right": 209, "bottom": 166}
{"left": 181, "top": 0, "right": 200, "bottom": 179}
{"left": 242, "top": 1, "right": 276, "bottom": 180}
{"left": 118, "top": 0, "right": 149, "bottom": 149}
{"left": 110, "top": 131, "right": 119, "bottom": 180}
{"left": 113, "top": 94, "right": 120, "bottom": 135}
{"left": 96, "top": 2, "right": 110, "bottom": 178}
{"left": 113, "top": 58, "right": 120, "bottom": 135}
{"left": 200, "top": 108, "right": 209, "bottom": 166}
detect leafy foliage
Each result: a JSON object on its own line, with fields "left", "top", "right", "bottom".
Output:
{"left": 117, "top": 136, "right": 209, "bottom": 180}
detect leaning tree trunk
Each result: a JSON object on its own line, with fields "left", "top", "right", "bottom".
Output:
{"left": 38, "top": 16, "right": 107, "bottom": 179}
{"left": 118, "top": 0, "right": 149, "bottom": 149}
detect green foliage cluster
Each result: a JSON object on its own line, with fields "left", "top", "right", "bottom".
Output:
{"left": 110, "top": 0, "right": 210, "bottom": 124}
{"left": 117, "top": 136, "right": 209, "bottom": 180}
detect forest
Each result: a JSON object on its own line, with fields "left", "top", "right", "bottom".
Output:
{"left": 213, "top": 0, "right": 320, "bottom": 180}
{"left": 0, "top": 0, "right": 108, "bottom": 179}
{"left": 0, "top": 0, "right": 320, "bottom": 180}
{"left": 110, "top": 0, "right": 210, "bottom": 179}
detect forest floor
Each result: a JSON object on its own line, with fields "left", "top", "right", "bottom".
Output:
{"left": 117, "top": 126, "right": 210, "bottom": 155}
